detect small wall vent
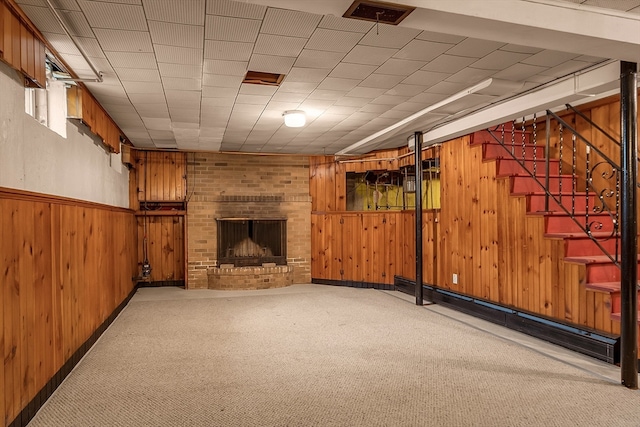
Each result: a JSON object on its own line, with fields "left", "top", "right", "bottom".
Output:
{"left": 242, "top": 71, "right": 285, "bottom": 86}
{"left": 343, "top": 0, "right": 415, "bottom": 25}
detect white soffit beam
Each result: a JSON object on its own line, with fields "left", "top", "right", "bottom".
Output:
{"left": 422, "top": 60, "right": 620, "bottom": 145}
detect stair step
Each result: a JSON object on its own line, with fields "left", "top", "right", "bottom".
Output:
{"left": 526, "top": 192, "right": 600, "bottom": 213}
{"left": 561, "top": 235, "right": 620, "bottom": 257}
{"left": 543, "top": 213, "right": 617, "bottom": 234}
{"left": 510, "top": 175, "right": 574, "bottom": 194}
{"left": 564, "top": 254, "right": 640, "bottom": 283}
{"left": 483, "top": 142, "right": 544, "bottom": 160}
{"left": 495, "top": 158, "right": 560, "bottom": 177}
{"left": 470, "top": 128, "right": 530, "bottom": 146}
{"left": 587, "top": 281, "right": 640, "bottom": 315}
{"left": 610, "top": 312, "right": 640, "bottom": 323}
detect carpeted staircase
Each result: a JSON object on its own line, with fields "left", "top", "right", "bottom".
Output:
{"left": 472, "top": 123, "right": 637, "bottom": 327}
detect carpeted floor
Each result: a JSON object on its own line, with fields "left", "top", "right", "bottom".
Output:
{"left": 28, "top": 284, "right": 640, "bottom": 426}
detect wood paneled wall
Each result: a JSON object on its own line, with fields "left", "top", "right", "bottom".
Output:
{"left": 0, "top": 0, "right": 46, "bottom": 87}
{"left": 131, "top": 150, "right": 187, "bottom": 283}
{"left": 0, "top": 188, "right": 137, "bottom": 427}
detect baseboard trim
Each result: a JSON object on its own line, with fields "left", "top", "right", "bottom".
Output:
{"left": 312, "top": 278, "right": 395, "bottom": 291}
{"left": 8, "top": 284, "right": 139, "bottom": 427}
{"left": 394, "top": 276, "right": 620, "bottom": 365}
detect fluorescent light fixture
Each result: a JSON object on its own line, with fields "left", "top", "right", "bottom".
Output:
{"left": 336, "top": 78, "right": 494, "bottom": 155}
{"left": 283, "top": 110, "right": 306, "bottom": 127}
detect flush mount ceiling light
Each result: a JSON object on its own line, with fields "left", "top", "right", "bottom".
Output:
{"left": 283, "top": 110, "right": 306, "bottom": 128}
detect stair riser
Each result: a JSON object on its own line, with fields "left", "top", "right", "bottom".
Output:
{"left": 609, "top": 292, "right": 640, "bottom": 315}
{"left": 564, "top": 238, "right": 620, "bottom": 257}
{"left": 511, "top": 176, "right": 575, "bottom": 194}
{"left": 471, "top": 129, "right": 530, "bottom": 146}
{"left": 585, "top": 263, "right": 638, "bottom": 283}
{"left": 484, "top": 144, "right": 545, "bottom": 160}
{"left": 527, "top": 194, "right": 599, "bottom": 213}
{"left": 546, "top": 216, "right": 616, "bottom": 234}
{"left": 497, "top": 159, "right": 560, "bottom": 177}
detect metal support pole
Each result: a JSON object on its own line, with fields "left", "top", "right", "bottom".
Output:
{"left": 415, "top": 132, "right": 424, "bottom": 306}
{"left": 620, "top": 61, "right": 638, "bottom": 389}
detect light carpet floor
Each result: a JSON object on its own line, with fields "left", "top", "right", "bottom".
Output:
{"left": 28, "top": 284, "right": 640, "bottom": 426}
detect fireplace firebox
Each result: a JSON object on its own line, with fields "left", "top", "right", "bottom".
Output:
{"left": 217, "top": 218, "right": 287, "bottom": 267}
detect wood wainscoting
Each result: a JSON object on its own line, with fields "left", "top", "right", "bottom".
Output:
{"left": 0, "top": 188, "right": 138, "bottom": 427}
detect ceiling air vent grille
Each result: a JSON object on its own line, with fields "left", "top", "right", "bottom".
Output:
{"left": 242, "top": 71, "right": 285, "bottom": 86}
{"left": 343, "top": 0, "right": 415, "bottom": 25}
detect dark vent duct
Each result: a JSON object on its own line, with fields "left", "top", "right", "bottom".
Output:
{"left": 242, "top": 71, "right": 285, "bottom": 86}
{"left": 343, "top": 0, "right": 415, "bottom": 25}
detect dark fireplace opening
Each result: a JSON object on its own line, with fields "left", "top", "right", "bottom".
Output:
{"left": 217, "top": 218, "right": 287, "bottom": 267}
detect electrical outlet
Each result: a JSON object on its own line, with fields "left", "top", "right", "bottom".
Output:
{"left": 452, "top": 273, "right": 458, "bottom": 284}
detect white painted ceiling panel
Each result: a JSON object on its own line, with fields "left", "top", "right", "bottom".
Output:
{"left": 121, "top": 81, "right": 163, "bottom": 94}
{"left": 105, "top": 51, "right": 158, "bottom": 69}
{"left": 206, "top": 0, "right": 266, "bottom": 19}
{"left": 202, "top": 73, "right": 244, "bottom": 88}
{"left": 294, "top": 50, "right": 346, "bottom": 69}
{"left": 470, "top": 51, "right": 532, "bottom": 71}
{"left": 205, "top": 15, "right": 261, "bottom": 42}
{"left": 286, "top": 67, "right": 332, "bottom": 83}
{"left": 445, "top": 67, "right": 495, "bottom": 84}
{"left": 394, "top": 40, "right": 453, "bottom": 62}
{"left": 162, "top": 77, "right": 202, "bottom": 91}
{"left": 343, "top": 45, "right": 397, "bottom": 66}
{"left": 334, "top": 97, "right": 372, "bottom": 107}
{"left": 329, "top": 63, "right": 377, "bottom": 79}
{"left": 346, "top": 87, "right": 386, "bottom": 98}
{"left": 56, "top": 0, "right": 81, "bottom": 11}
{"left": 143, "top": 0, "right": 205, "bottom": 25}
{"left": 492, "top": 63, "right": 549, "bottom": 81}
{"left": 115, "top": 67, "right": 161, "bottom": 82}
{"left": 128, "top": 92, "right": 167, "bottom": 104}
{"left": 305, "top": 29, "right": 364, "bottom": 53}
{"left": 204, "top": 41, "right": 253, "bottom": 61}
{"left": 254, "top": 34, "right": 308, "bottom": 57}
{"left": 248, "top": 55, "right": 296, "bottom": 75}
{"left": 421, "top": 55, "right": 476, "bottom": 73}
{"left": 446, "top": 38, "right": 506, "bottom": 58}
{"left": 307, "top": 90, "right": 344, "bottom": 101}
{"left": 500, "top": 44, "right": 544, "bottom": 54}
{"left": 77, "top": 1, "right": 147, "bottom": 30}
{"left": 203, "top": 60, "right": 248, "bottom": 76}
{"left": 260, "top": 8, "right": 321, "bottom": 38}
{"left": 236, "top": 94, "right": 271, "bottom": 105}
{"left": 155, "top": 45, "right": 203, "bottom": 65}
{"left": 270, "top": 92, "right": 306, "bottom": 103}
{"left": 376, "top": 59, "right": 426, "bottom": 76}
{"left": 59, "top": 10, "right": 94, "bottom": 37}
{"left": 359, "top": 73, "right": 405, "bottom": 89}
{"left": 522, "top": 50, "right": 581, "bottom": 67}
{"left": 359, "top": 25, "right": 421, "bottom": 49}
{"left": 45, "top": 33, "right": 81, "bottom": 55}
{"left": 19, "top": 6, "right": 64, "bottom": 33}
{"left": 148, "top": 21, "right": 204, "bottom": 49}
{"left": 94, "top": 29, "right": 153, "bottom": 52}
{"left": 159, "top": 63, "right": 202, "bottom": 79}
{"left": 239, "top": 84, "right": 278, "bottom": 96}
{"left": 202, "top": 86, "right": 239, "bottom": 98}
{"left": 76, "top": 37, "right": 106, "bottom": 58}
{"left": 316, "top": 77, "right": 361, "bottom": 92}
{"left": 142, "top": 117, "right": 172, "bottom": 131}
{"left": 416, "top": 30, "right": 465, "bottom": 44}
{"left": 386, "top": 84, "right": 429, "bottom": 97}
{"left": 371, "top": 94, "right": 410, "bottom": 106}
{"left": 318, "top": 14, "right": 373, "bottom": 33}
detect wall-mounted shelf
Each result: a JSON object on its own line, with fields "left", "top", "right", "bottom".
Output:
{"left": 135, "top": 210, "right": 185, "bottom": 216}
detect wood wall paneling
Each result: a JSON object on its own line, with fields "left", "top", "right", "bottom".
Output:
{"left": 0, "top": 189, "right": 137, "bottom": 427}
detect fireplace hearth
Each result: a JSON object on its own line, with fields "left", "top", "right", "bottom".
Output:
{"left": 217, "top": 218, "right": 287, "bottom": 267}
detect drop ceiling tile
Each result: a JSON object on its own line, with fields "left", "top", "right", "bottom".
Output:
{"left": 94, "top": 28, "right": 153, "bottom": 52}
{"left": 307, "top": 89, "right": 344, "bottom": 101}
{"left": 574, "top": 54, "right": 607, "bottom": 63}
{"left": 206, "top": 0, "right": 266, "bottom": 19}
{"left": 294, "top": 50, "right": 346, "bottom": 69}
{"left": 261, "top": 8, "right": 321, "bottom": 38}
{"left": 359, "top": 25, "right": 421, "bottom": 49}
{"left": 159, "top": 63, "right": 202, "bottom": 79}
{"left": 236, "top": 94, "right": 271, "bottom": 105}
{"left": 305, "top": 29, "right": 364, "bottom": 53}
{"left": 169, "top": 108, "right": 201, "bottom": 123}
{"left": 121, "top": 81, "right": 164, "bottom": 94}
{"left": 205, "top": 15, "right": 261, "bottom": 42}
{"left": 421, "top": 55, "right": 476, "bottom": 73}
{"left": 394, "top": 40, "right": 453, "bottom": 62}
{"left": 248, "top": 55, "right": 296, "bottom": 75}
{"left": 155, "top": 45, "right": 203, "bottom": 65}
{"left": 271, "top": 92, "right": 307, "bottom": 102}
{"left": 492, "top": 63, "right": 548, "bottom": 81}
{"left": 202, "top": 74, "right": 244, "bottom": 88}
{"left": 538, "top": 60, "right": 593, "bottom": 77}
{"left": 202, "top": 85, "right": 237, "bottom": 98}
{"left": 148, "top": 21, "right": 204, "bottom": 49}
{"left": 343, "top": 45, "right": 396, "bottom": 66}
{"left": 106, "top": 52, "right": 158, "bottom": 69}
{"left": 445, "top": 67, "right": 495, "bottom": 84}
{"left": 379, "top": 110, "right": 409, "bottom": 119}
{"left": 201, "top": 97, "right": 234, "bottom": 108}
{"left": 266, "top": 101, "right": 302, "bottom": 112}
{"left": 76, "top": 37, "right": 106, "bottom": 58}
{"left": 143, "top": 0, "right": 205, "bottom": 25}
{"left": 239, "top": 84, "right": 278, "bottom": 96}
{"left": 500, "top": 44, "right": 544, "bottom": 54}
{"left": 376, "top": 58, "right": 426, "bottom": 76}
{"left": 470, "top": 51, "right": 532, "bottom": 70}
{"left": 371, "top": 94, "right": 410, "bottom": 105}
{"left": 334, "top": 97, "right": 372, "bottom": 107}
{"left": 115, "top": 68, "right": 161, "bottom": 82}
{"left": 77, "top": 1, "right": 147, "bottom": 30}
{"left": 385, "top": 84, "right": 428, "bottom": 97}
{"left": 142, "top": 117, "right": 172, "bottom": 131}
{"left": 393, "top": 101, "right": 431, "bottom": 112}
{"left": 318, "top": 14, "right": 373, "bottom": 33}
{"left": 148, "top": 130, "right": 175, "bottom": 139}
{"left": 445, "top": 38, "right": 505, "bottom": 58}
{"left": 165, "top": 90, "right": 201, "bottom": 105}
{"left": 59, "top": 10, "right": 94, "bottom": 37}
{"left": 359, "top": 103, "right": 392, "bottom": 113}
{"left": 254, "top": 34, "right": 308, "bottom": 57}
{"left": 346, "top": 87, "right": 385, "bottom": 98}
{"left": 56, "top": 0, "right": 81, "bottom": 11}
{"left": 135, "top": 104, "right": 169, "bottom": 118}
{"left": 204, "top": 40, "right": 253, "bottom": 61}
{"left": 162, "top": 77, "right": 202, "bottom": 90}
{"left": 425, "top": 81, "right": 469, "bottom": 95}
{"left": 325, "top": 105, "right": 359, "bottom": 115}
{"left": 278, "top": 81, "right": 318, "bottom": 94}
{"left": 286, "top": 67, "right": 332, "bottom": 83}
{"left": 128, "top": 92, "right": 167, "bottom": 104}
{"left": 402, "top": 70, "right": 449, "bottom": 86}
{"left": 45, "top": 33, "right": 81, "bottom": 55}
{"left": 317, "top": 77, "right": 361, "bottom": 91}
{"left": 416, "top": 30, "right": 465, "bottom": 44}
{"left": 19, "top": 6, "right": 63, "bottom": 33}
{"left": 328, "top": 63, "right": 377, "bottom": 79}
{"left": 359, "top": 74, "right": 405, "bottom": 89}
{"left": 522, "top": 50, "right": 580, "bottom": 67}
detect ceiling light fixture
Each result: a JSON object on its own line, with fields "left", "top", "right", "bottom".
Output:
{"left": 283, "top": 110, "right": 306, "bottom": 128}
{"left": 336, "top": 78, "right": 495, "bottom": 155}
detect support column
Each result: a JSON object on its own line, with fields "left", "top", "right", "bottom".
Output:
{"left": 415, "top": 132, "right": 423, "bottom": 306}
{"left": 620, "top": 60, "right": 638, "bottom": 389}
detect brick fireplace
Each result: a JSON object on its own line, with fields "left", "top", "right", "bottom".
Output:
{"left": 186, "top": 153, "right": 311, "bottom": 289}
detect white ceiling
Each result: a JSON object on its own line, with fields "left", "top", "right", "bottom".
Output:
{"left": 14, "top": 0, "right": 640, "bottom": 155}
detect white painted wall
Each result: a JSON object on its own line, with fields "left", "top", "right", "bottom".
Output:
{"left": 0, "top": 62, "right": 130, "bottom": 208}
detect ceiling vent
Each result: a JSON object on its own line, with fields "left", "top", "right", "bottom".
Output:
{"left": 242, "top": 71, "right": 285, "bottom": 86}
{"left": 343, "top": 0, "right": 415, "bottom": 25}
